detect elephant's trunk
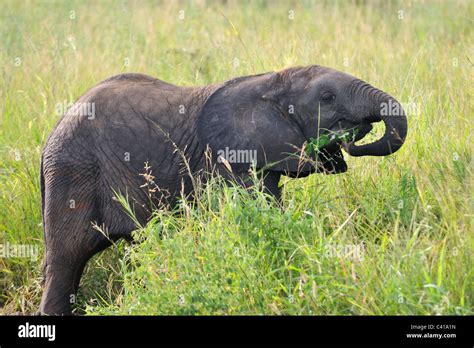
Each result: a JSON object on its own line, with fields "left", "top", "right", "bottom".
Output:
{"left": 345, "top": 83, "right": 408, "bottom": 157}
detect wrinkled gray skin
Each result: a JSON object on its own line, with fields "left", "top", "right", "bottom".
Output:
{"left": 39, "top": 65, "right": 407, "bottom": 315}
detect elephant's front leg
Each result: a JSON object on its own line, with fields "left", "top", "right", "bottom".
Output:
{"left": 261, "top": 170, "right": 282, "bottom": 203}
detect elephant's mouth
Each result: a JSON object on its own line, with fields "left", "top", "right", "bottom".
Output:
{"left": 340, "top": 121, "right": 378, "bottom": 153}
{"left": 322, "top": 120, "right": 373, "bottom": 148}
{"left": 339, "top": 122, "right": 373, "bottom": 145}
{"left": 285, "top": 121, "right": 375, "bottom": 178}
{"left": 285, "top": 141, "right": 348, "bottom": 178}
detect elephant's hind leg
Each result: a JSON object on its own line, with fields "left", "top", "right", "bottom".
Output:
{"left": 39, "top": 166, "right": 110, "bottom": 315}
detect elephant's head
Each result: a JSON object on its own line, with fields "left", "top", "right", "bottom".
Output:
{"left": 197, "top": 65, "right": 407, "bottom": 176}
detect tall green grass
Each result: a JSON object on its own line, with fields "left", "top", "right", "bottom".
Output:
{"left": 0, "top": 0, "right": 472, "bottom": 315}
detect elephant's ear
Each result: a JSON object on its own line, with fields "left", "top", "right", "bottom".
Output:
{"left": 197, "top": 72, "right": 313, "bottom": 174}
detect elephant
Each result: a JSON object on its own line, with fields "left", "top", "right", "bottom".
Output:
{"left": 39, "top": 65, "right": 407, "bottom": 315}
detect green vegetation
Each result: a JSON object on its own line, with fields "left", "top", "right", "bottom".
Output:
{"left": 0, "top": 0, "right": 472, "bottom": 315}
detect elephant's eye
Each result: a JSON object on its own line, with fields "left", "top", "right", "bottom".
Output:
{"left": 321, "top": 92, "right": 336, "bottom": 102}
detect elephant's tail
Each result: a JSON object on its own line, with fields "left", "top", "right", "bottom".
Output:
{"left": 40, "top": 154, "right": 45, "bottom": 232}
{"left": 40, "top": 153, "right": 47, "bottom": 284}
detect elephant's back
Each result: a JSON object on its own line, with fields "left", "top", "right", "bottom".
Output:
{"left": 42, "top": 72, "right": 198, "bottom": 189}
{"left": 44, "top": 72, "right": 191, "bottom": 148}
{"left": 98, "top": 72, "right": 183, "bottom": 92}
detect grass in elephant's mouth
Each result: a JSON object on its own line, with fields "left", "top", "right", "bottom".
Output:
{"left": 305, "top": 134, "right": 332, "bottom": 155}
{"left": 0, "top": 0, "right": 472, "bottom": 315}
{"left": 305, "top": 130, "right": 359, "bottom": 156}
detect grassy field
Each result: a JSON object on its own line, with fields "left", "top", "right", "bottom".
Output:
{"left": 0, "top": 0, "right": 472, "bottom": 315}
